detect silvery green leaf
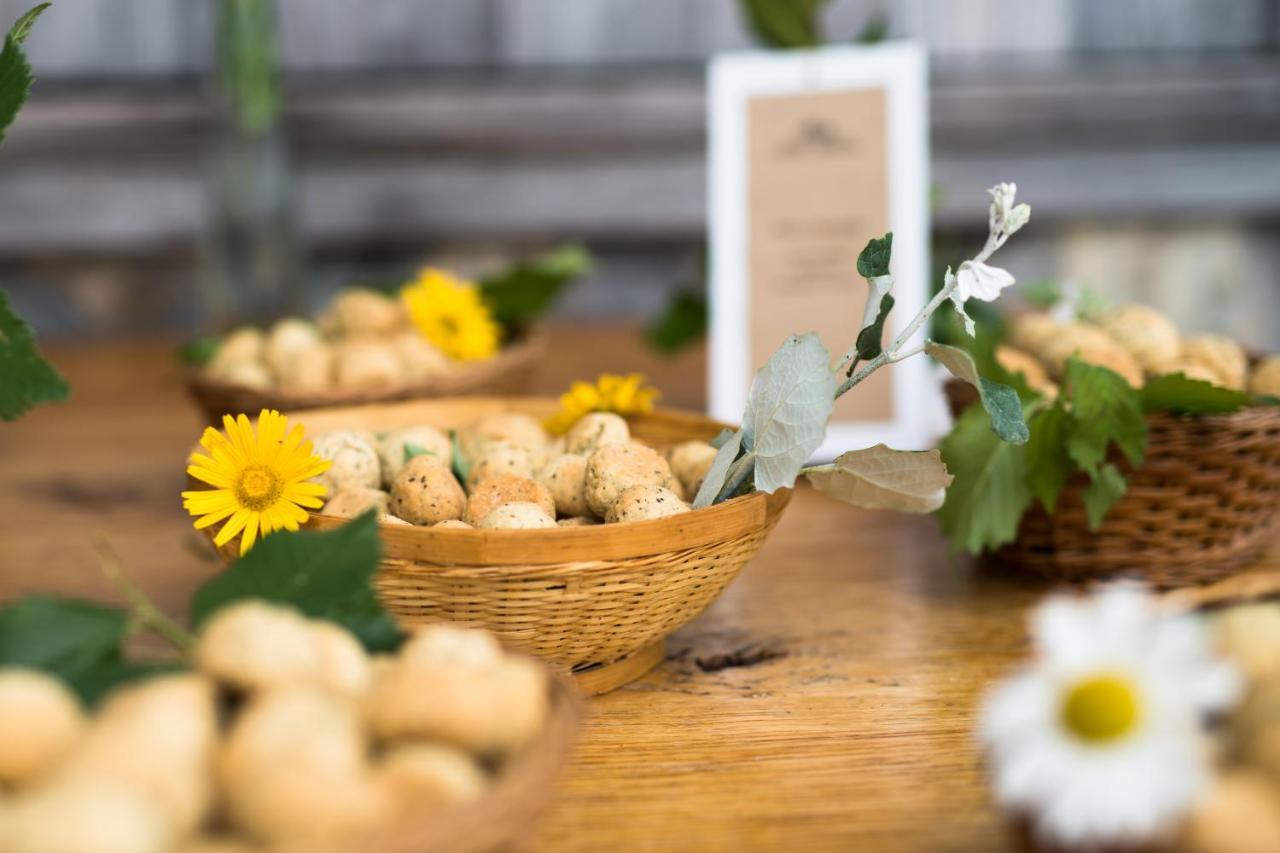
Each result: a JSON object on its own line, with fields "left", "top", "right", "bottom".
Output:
{"left": 855, "top": 292, "right": 894, "bottom": 361}
{"left": 856, "top": 233, "right": 892, "bottom": 278}
{"left": 742, "top": 333, "right": 836, "bottom": 494}
{"left": 926, "top": 342, "right": 1029, "bottom": 444}
{"left": 709, "top": 427, "right": 735, "bottom": 450}
{"left": 804, "top": 445, "right": 952, "bottom": 514}
{"left": 692, "top": 428, "right": 744, "bottom": 509}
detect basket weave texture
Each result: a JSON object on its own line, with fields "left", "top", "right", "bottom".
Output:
{"left": 185, "top": 328, "right": 546, "bottom": 422}
{"left": 946, "top": 381, "right": 1280, "bottom": 589}
{"left": 203, "top": 398, "right": 791, "bottom": 676}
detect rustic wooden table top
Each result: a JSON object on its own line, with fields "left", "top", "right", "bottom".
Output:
{"left": 0, "top": 327, "right": 1078, "bottom": 851}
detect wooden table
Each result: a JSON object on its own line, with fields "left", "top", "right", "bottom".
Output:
{"left": 1, "top": 327, "right": 1062, "bottom": 851}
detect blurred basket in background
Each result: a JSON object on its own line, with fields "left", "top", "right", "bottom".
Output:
{"left": 945, "top": 380, "right": 1280, "bottom": 589}
{"left": 186, "top": 329, "right": 547, "bottom": 422}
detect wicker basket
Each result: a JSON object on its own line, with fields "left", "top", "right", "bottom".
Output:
{"left": 945, "top": 380, "right": 1280, "bottom": 589}
{"left": 314, "top": 674, "right": 580, "bottom": 853}
{"left": 185, "top": 328, "right": 547, "bottom": 423}
{"left": 201, "top": 398, "right": 791, "bottom": 694}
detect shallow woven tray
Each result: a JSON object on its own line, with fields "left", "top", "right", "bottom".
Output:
{"left": 185, "top": 328, "right": 546, "bottom": 423}
{"left": 318, "top": 674, "right": 580, "bottom": 853}
{"left": 945, "top": 381, "right": 1280, "bottom": 589}
{"left": 200, "top": 398, "right": 791, "bottom": 693}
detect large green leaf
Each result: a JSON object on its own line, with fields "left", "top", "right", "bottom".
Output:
{"left": 935, "top": 405, "right": 1031, "bottom": 554}
{"left": 479, "top": 243, "right": 591, "bottom": 330}
{"left": 1024, "top": 402, "right": 1071, "bottom": 513}
{"left": 0, "top": 289, "right": 69, "bottom": 421}
{"left": 1081, "top": 462, "right": 1127, "bottom": 530}
{"left": 1062, "top": 359, "right": 1147, "bottom": 474}
{"left": 0, "top": 595, "right": 147, "bottom": 704}
{"left": 741, "top": 332, "right": 837, "bottom": 494}
{"left": 1140, "top": 373, "right": 1252, "bottom": 415}
{"left": 190, "top": 511, "right": 400, "bottom": 652}
{"left": 926, "top": 342, "right": 1029, "bottom": 443}
{"left": 692, "top": 427, "right": 744, "bottom": 509}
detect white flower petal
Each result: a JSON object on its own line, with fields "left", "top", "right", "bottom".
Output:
{"left": 980, "top": 583, "right": 1242, "bottom": 849}
{"left": 956, "top": 260, "right": 1016, "bottom": 303}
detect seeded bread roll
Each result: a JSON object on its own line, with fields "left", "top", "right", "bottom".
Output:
{"left": 1182, "top": 334, "right": 1248, "bottom": 390}
{"left": 311, "top": 432, "right": 381, "bottom": 497}
{"left": 466, "top": 441, "right": 539, "bottom": 490}
{"left": 465, "top": 475, "right": 555, "bottom": 526}
{"left": 377, "top": 426, "right": 452, "bottom": 488}
{"left": 478, "top": 502, "right": 557, "bottom": 530}
{"left": 565, "top": 412, "right": 629, "bottom": 456}
{"left": 1007, "top": 312, "right": 1060, "bottom": 356}
{"left": 321, "top": 487, "right": 390, "bottom": 519}
{"left": 463, "top": 412, "right": 548, "bottom": 461}
{"left": 583, "top": 443, "right": 678, "bottom": 517}
{"left": 205, "top": 327, "right": 263, "bottom": 376}
{"left": 1039, "top": 323, "right": 1144, "bottom": 387}
{"left": 327, "top": 288, "right": 406, "bottom": 337}
{"left": 536, "top": 453, "right": 592, "bottom": 518}
{"left": 392, "top": 332, "right": 450, "bottom": 383}
{"left": 1249, "top": 356, "right": 1280, "bottom": 398}
{"left": 1096, "top": 304, "right": 1182, "bottom": 375}
{"left": 0, "top": 669, "right": 85, "bottom": 787}
{"left": 264, "top": 319, "right": 323, "bottom": 378}
{"left": 274, "top": 342, "right": 334, "bottom": 393}
{"left": 994, "top": 346, "right": 1057, "bottom": 397}
{"left": 605, "top": 485, "right": 691, "bottom": 524}
{"left": 389, "top": 457, "right": 466, "bottom": 525}
{"left": 333, "top": 340, "right": 405, "bottom": 391}
{"left": 665, "top": 441, "right": 719, "bottom": 498}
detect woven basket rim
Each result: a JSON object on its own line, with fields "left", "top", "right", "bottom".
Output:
{"left": 186, "top": 327, "right": 547, "bottom": 414}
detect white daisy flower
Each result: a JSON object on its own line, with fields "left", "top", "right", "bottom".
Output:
{"left": 979, "top": 584, "right": 1240, "bottom": 849}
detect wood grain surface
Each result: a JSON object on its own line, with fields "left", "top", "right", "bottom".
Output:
{"left": 8, "top": 327, "right": 1271, "bottom": 851}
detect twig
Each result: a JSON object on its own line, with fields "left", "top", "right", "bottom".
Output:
{"left": 94, "top": 540, "right": 196, "bottom": 654}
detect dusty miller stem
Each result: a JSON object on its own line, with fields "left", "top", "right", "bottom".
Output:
{"left": 835, "top": 226, "right": 1010, "bottom": 399}
{"left": 95, "top": 541, "right": 196, "bottom": 654}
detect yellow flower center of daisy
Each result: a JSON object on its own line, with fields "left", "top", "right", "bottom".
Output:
{"left": 235, "top": 465, "right": 282, "bottom": 511}
{"left": 1060, "top": 674, "right": 1142, "bottom": 744}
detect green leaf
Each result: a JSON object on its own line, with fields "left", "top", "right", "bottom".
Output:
{"left": 646, "top": 290, "right": 708, "bottom": 355}
{"left": 741, "top": 332, "right": 837, "bottom": 494}
{"left": 0, "top": 291, "right": 69, "bottom": 423}
{"left": 1140, "top": 372, "right": 1252, "bottom": 415}
{"left": 739, "top": 0, "right": 828, "bottom": 48}
{"left": 804, "top": 445, "right": 952, "bottom": 514}
{"left": 1081, "top": 462, "right": 1127, "bottom": 530}
{"left": 856, "top": 233, "right": 893, "bottom": 278}
{"left": 926, "top": 342, "right": 1029, "bottom": 444}
{"left": 178, "top": 335, "right": 220, "bottom": 368}
{"left": 75, "top": 658, "right": 187, "bottom": 706}
{"left": 935, "top": 405, "right": 1031, "bottom": 554}
{"left": 479, "top": 243, "right": 591, "bottom": 330}
{"left": 854, "top": 293, "right": 894, "bottom": 361}
{"left": 692, "top": 428, "right": 745, "bottom": 509}
{"left": 190, "top": 511, "right": 401, "bottom": 653}
{"left": 1062, "top": 359, "right": 1146, "bottom": 474}
{"left": 0, "top": 595, "right": 130, "bottom": 703}
{"left": 449, "top": 429, "right": 472, "bottom": 487}
{"left": 403, "top": 442, "right": 436, "bottom": 463}
{"left": 1024, "top": 402, "right": 1072, "bottom": 513}
{"left": 0, "top": 4, "right": 48, "bottom": 147}
{"left": 8, "top": 3, "right": 49, "bottom": 45}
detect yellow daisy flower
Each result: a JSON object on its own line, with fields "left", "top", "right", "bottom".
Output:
{"left": 545, "top": 373, "right": 660, "bottom": 435}
{"left": 400, "top": 268, "right": 501, "bottom": 362}
{"left": 181, "top": 409, "right": 331, "bottom": 556}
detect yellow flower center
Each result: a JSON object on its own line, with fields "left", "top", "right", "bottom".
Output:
{"left": 235, "top": 465, "right": 282, "bottom": 511}
{"left": 1060, "top": 674, "right": 1142, "bottom": 744}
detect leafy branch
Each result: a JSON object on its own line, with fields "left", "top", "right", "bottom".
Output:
{"left": 693, "top": 184, "right": 1032, "bottom": 514}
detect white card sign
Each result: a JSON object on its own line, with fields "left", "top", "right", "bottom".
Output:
{"left": 707, "top": 42, "right": 930, "bottom": 460}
